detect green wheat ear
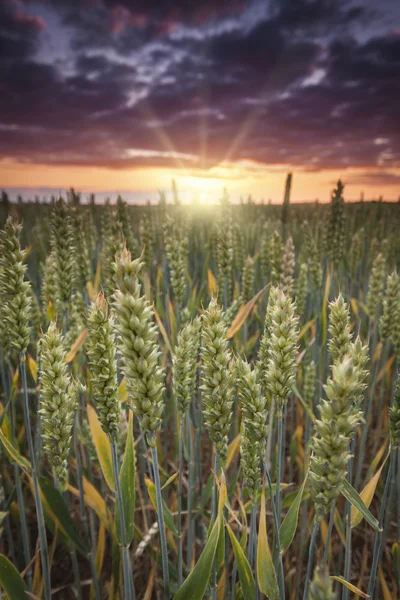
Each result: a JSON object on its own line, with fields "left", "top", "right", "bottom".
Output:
{"left": 256, "top": 285, "right": 279, "bottom": 402}
{"left": 50, "top": 198, "right": 78, "bottom": 315}
{"left": 308, "top": 567, "right": 335, "bottom": 600}
{"left": 173, "top": 318, "right": 201, "bottom": 419}
{"left": 280, "top": 235, "right": 296, "bottom": 296}
{"left": 113, "top": 245, "right": 165, "bottom": 447}
{"left": 366, "top": 252, "right": 386, "bottom": 319}
{"left": 389, "top": 371, "right": 400, "bottom": 449}
{"left": 241, "top": 255, "right": 255, "bottom": 303}
{"left": 39, "top": 322, "right": 76, "bottom": 490}
{"left": 309, "top": 357, "right": 361, "bottom": 523}
{"left": 303, "top": 360, "right": 316, "bottom": 408}
{"left": 163, "top": 216, "right": 189, "bottom": 308}
{"left": 86, "top": 293, "right": 120, "bottom": 441}
{"left": 380, "top": 270, "right": 399, "bottom": 340}
{"left": 0, "top": 216, "right": 32, "bottom": 355}
{"left": 328, "top": 294, "right": 352, "bottom": 364}
{"left": 200, "top": 297, "right": 234, "bottom": 464}
{"left": 296, "top": 262, "right": 308, "bottom": 318}
{"left": 236, "top": 356, "right": 267, "bottom": 501}
{"left": 266, "top": 289, "right": 299, "bottom": 417}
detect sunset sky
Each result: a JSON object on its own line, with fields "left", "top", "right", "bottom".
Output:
{"left": 0, "top": 0, "right": 399, "bottom": 203}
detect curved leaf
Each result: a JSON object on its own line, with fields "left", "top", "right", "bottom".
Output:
{"left": 39, "top": 477, "right": 89, "bottom": 557}
{"left": 87, "top": 404, "right": 115, "bottom": 492}
{"left": 65, "top": 329, "right": 88, "bottom": 363}
{"left": 26, "top": 353, "right": 38, "bottom": 382}
{"left": 145, "top": 477, "right": 178, "bottom": 537}
{"left": 0, "top": 554, "right": 28, "bottom": 599}
{"left": 67, "top": 477, "right": 111, "bottom": 531}
{"left": 207, "top": 269, "right": 218, "bottom": 297}
{"left": 174, "top": 516, "right": 221, "bottom": 600}
{"left": 226, "top": 523, "right": 255, "bottom": 600}
{"left": 257, "top": 487, "right": 279, "bottom": 599}
{"left": 341, "top": 479, "right": 381, "bottom": 532}
{"left": 226, "top": 286, "right": 266, "bottom": 339}
{"left": 331, "top": 576, "right": 369, "bottom": 598}
{"left": 116, "top": 412, "right": 135, "bottom": 546}
{"left": 351, "top": 452, "right": 389, "bottom": 528}
{"left": 279, "top": 472, "right": 308, "bottom": 554}
{"left": 0, "top": 428, "right": 31, "bottom": 473}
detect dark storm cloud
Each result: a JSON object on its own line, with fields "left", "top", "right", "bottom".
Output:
{"left": 0, "top": 0, "right": 399, "bottom": 172}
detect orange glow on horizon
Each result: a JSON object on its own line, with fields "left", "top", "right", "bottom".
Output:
{"left": 0, "top": 159, "right": 398, "bottom": 203}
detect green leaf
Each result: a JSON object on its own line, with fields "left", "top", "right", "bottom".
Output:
{"left": 279, "top": 473, "right": 308, "bottom": 554}
{"left": 341, "top": 479, "right": 381, "bottom": 532}
{"left": 39, "top": 477, "right": 89, "bottom": 556}
{"left": 0, "top": 429, "right": 31, "bottom": 473}
{"left": 257, "top": 487, "right": 279, "bottom": 599}
{"left": 226, "top": 523, "right": 256, "bottom": 600}
{"left": 331, "top": 576, "right": 369, "bottom": 598}
{"left": 111, "top": 531, "right": 121, "bottom": 599}
{"left": 216, "top": 517, "right": 225, "bottom": 574}
{"left": 87, "top": 404, "right": 115, "bottom": 492}
{"left": 174, "top": 516, "right": 221, "bottom": 600}
{"left": 200, "top": 474, "right": 214, "bottom": 508}
{"left": 145, "top": 477, "right": 178, "bottom": 537}
{"left": 116, "top": 413, "right": 135, "bottom": 547}
{"left": 0, "top": 554, "right": 28, "bottom": 599}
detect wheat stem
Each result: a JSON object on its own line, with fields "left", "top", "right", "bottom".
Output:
{"left": 20, "top": 353, "right": 51, "bottom": 600}
{"left": 151, "top": 444, "right": 170, "bottom": 599}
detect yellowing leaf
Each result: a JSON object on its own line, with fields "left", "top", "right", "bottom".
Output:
{"left": 217, "top": 568, "right": 226, "bottom": 600}
{"left": 298, "top": 318, "right": 316, "bottom": 341}
{"left": 95, "top": 524, "right": 106, "bottom": 580}
{"left": 378, "top": 354, "right": 396, "bottom": 383}
{"left": 67, "top": 477, "right": 111, "bottom": 531}
{"left": 227, "top": 286, "right": 267, "bottom": 339}
{"left": 378, "top": 564, "right": 391, "bottom": 600}
{"left": 87, "top": 281, "right": 94, "bottom": 302}
{"left": 218, "top": 471, "right": 227, "bottom": 516}
{"left": 162, "top": 472, "right": 178, "bottom": 490}
{"left": 225, "top": 434, "right": 240, "bottom": 469}
{"left": 26, "top": 353, "right": 38, "bottom": 382}
{"left": 257, "top": 487, "right": 279, "bottom": 599}
{"left": 10, "top": 369, "right": 19, "bottom": 400}
{"left": 351, "top": 451, "right": 390, "bottom": 528}
{"left": 331, "top": 576, "right": 369, "bottom": 598}
{"left": 207, "top": 269, "right": 218, "bottom": 297}
{"left": 226, "top": 523, "right": 255, "bottom": 600}
{"left": 118, "top": 378, "right": 128, "bottom": 405}
{"left": 341, "top": 479, "right": 381, "bottom": 532}
{"left": 373, "top": 342, "right": 382, "bottom": 365}
{"left": 46, "top": 300, "right": 55, "bottom": 323}
{"left": 87, "top": 405, "right": 115, "bottom": 492}
{"left": 350, "top": 298, "right": 359, "bottom": 317}
{"left": 65, "top": 329, "right": 88, "bottom": 363}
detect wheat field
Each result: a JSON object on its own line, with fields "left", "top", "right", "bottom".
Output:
{"left": 0, "top": 184, "right": 398, "bottom": 599}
